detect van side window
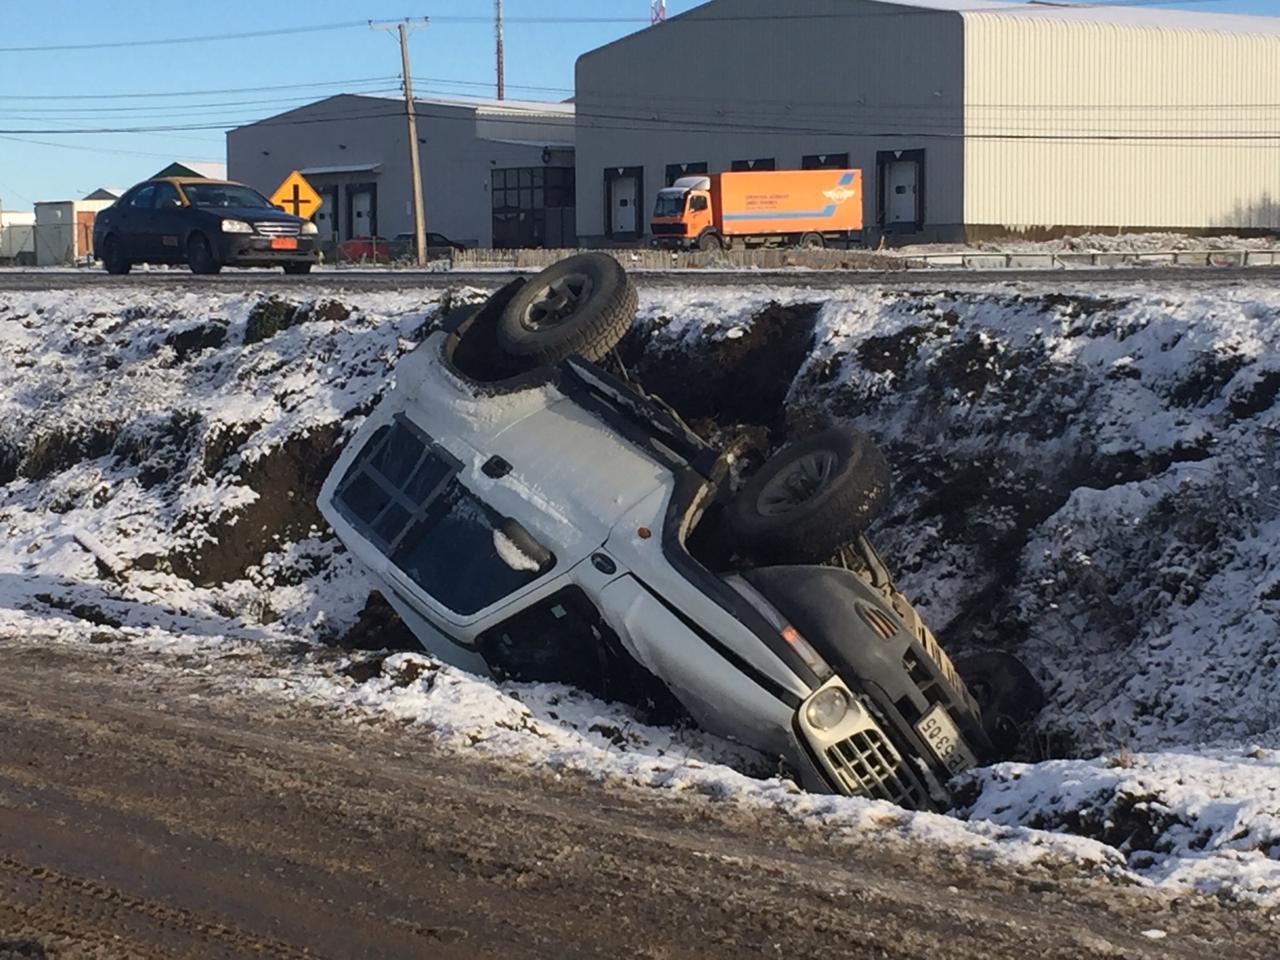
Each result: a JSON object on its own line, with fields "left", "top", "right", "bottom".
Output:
{"left": 334, "top": 416, "right": 553, "bottom": 614}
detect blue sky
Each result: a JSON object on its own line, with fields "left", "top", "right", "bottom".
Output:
{"left": 0, "top": 0, "right": 1276, "bottom": 206}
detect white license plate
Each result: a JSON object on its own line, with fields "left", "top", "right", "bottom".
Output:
{"left": 915, "top": 704, "right": 978, "bottom": 775}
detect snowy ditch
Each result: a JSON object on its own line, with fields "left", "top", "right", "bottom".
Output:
{"left": 0, "top": 278, "right": 1277, "bottom": 906}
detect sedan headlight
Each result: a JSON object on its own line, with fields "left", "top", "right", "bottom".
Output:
{"left": 300, "top": 221, "right": 318, "bottom": 235}
{"left": 805, "top": 686, "right": 849, "bottom": 731}
{"left": 221, "top": 219, "right": 252, "bottom": 234}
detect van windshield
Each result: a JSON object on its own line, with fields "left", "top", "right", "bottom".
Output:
{"left": 653, "top": 192, "right": 687, "bottom": 217}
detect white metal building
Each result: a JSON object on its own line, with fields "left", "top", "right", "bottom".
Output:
{"left": 33, "top": 199, "right": 114, "bottom": 266}
{"left": 228, "top": 95, "right": 575, "bottom": 250}
{"left": 574, "top": 0, "right": 1280, "bottom": 244}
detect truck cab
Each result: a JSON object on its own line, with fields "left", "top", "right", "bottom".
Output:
{"left": 651, "top": 176, "right": 716, "bottom": 250}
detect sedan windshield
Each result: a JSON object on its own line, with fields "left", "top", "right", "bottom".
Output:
{"left": 653, "top": 192, "right": 687, "bottom": 217}
{"left": 182, "top": 183, "right": 274, "bottom": 209}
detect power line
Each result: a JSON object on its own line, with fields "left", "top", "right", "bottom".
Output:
{"left": 0, "top": 134, "right": 220, "bottom": 163}
{"left": 1, "top": 101, "right": 1275, "bottom": 144}
{"left": 0, "top": 77, "right": 399, "bottom": 101}
{"left": 0, "top": 1, "right": 1247, "bottom": 55}
{"left": 0, "top": 20, "right": 370, "bottom": 53}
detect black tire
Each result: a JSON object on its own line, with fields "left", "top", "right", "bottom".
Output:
{"left": 101, "top": 235, "right": 131, "bottom": 275}
{"left": 697, "top": 231, "right": 723, "bottom": 251}
{"left": 496, "top": 253, "right": 636, "bottom": 365}
{"left": 282, "top": 262, "right": 312, "bottom": 275}
{"left": 725, "top": 426, "right": 890, "bottom": 563}
{"left": 187, "top": 234, "right": 222, "bottom": 275}
{"left": 799, "top": 232, "right": 825, "bottom": 250}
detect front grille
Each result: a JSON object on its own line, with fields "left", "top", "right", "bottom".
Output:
{"left": 651, "top": 222, "right": 686, "bottom": 236}
{"left": 254, "top": 221, "right": 300, "bottom": 237}
{"left": 825, "top": 728, "right": 928, "bottom": 809}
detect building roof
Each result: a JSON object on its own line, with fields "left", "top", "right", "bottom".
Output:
{"left": 359, "top": 92, "right": 574, "bottom": 118}
{"left": 887, "top": 0, "right": 1280, "bottom": 36}
{"left": 151, "top": 161, "right": 229, "bottom": 180}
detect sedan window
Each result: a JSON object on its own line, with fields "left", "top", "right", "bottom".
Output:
{"left": 128, "top": 185, "right": 157, "bottom": 208}
{"left": 335, "top": 416, "right": 553, "bottom": 615}
{"left": 152, "top": 183, "right": 183, "bottom": 209}
{"left": 182, "top": 183, "right": 274, "bottom": 209}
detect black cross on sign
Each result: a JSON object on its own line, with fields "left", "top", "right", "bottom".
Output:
{"left": 281, "top": 183, "right": 306, "bottom": 216}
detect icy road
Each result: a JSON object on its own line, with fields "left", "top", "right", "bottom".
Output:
{"left": 1, "top": 638, "right": 1272, "bottom": 960}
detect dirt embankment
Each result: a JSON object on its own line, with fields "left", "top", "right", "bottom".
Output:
{"left": 1, "top": 639, "right": 1273, "bottom": 960}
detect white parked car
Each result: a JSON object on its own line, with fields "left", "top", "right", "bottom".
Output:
{"left": 318, "top": 254, "right": 1041, "bottom": 809}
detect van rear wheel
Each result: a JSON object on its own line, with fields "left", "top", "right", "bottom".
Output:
{"left": 724, "top": 426, "right": 890, "bottom": 564}
{"left": 496, "top": 252, "right": 636, "bottom": 365}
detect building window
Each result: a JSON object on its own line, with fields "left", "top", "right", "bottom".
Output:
{"left": 731, "top": 158, "right": 775, "bottom": 172}
{"left": 665, "top": 161, "right": 708, "bottom": 186}
{"left": 802, "top": 153, "right": 849, "bottom": 170}
{"left": 491, "top": 166, "right": 576, "bottom": 249}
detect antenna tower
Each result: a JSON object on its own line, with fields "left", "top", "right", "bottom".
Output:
{"left": 495, "top": 0, "right": 505, "bottom": 99}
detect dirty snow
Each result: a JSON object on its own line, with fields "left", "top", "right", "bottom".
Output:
{"left": 0, "top": 277, "right": 1278, "bottom": 906}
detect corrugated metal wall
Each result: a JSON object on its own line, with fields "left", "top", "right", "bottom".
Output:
{"left": 574, "top": 0, "right": 966, "bottom": 243}
{"left": 963, "top": 14, "right": 1280, "bottom": 230}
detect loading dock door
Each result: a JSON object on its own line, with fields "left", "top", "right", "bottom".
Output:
{"left": 612, "top": 176, "right": 637, "bottom": 234}
{"left": 604, "top": 166, "right": 644, "bottom": 240}
{"left": 885, "top": 161, "right": 917, "bottom": 225}
{"left": 876, "top": 150, "right": 925, "bottom": 233}
{"left": 315, "top": 187, "right": 339, "bottom": 244}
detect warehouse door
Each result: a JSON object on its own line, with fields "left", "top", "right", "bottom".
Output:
{"left": 876, "top": 150, "right": 925, "bottom": 232}
{"left": 315, "top": 187, "right": 340, "bottom": 245}
{"left": 346, "top": 183, "right": 377, "bottom": 240}
{"left": 604, "top": 166, "right": 643, "bottom": 240}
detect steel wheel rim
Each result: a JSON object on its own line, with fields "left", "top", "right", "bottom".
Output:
{"left": 757, "top": 449, "right": 839, "bottom": 516}
{"left": 523, "top": 273, "right": 593, "bottom": 330}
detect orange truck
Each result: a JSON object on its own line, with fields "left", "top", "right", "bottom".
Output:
{"left": 650, "top": 169, "right": 863, "bottom": 251}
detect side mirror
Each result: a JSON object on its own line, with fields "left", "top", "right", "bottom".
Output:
{"left": 494, "top": 517, "right": 555, "bottom": 574}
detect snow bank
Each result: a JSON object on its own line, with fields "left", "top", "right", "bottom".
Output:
{"left": 1, "top": 276, "right": 1278, "bottom": 905}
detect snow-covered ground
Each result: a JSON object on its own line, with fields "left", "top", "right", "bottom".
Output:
{"left": 0, "top": 277, "right": 1277, "bottom": 907}
{"left": 895, "top": 231, "right": 1280, "bottom": 256}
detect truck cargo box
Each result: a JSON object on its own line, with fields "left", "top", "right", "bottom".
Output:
{"left": 715, "top": 169, "right": 862, "bottom": 237}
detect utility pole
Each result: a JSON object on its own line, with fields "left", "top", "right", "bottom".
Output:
{"left": 371, "top": 17, "right": 429, "bottom": 266}
{"left": 495, "top": 0, "right": 505, "bottom": 100}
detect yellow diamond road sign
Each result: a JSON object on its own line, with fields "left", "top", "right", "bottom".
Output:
{"left": 269, "top": 171, "right": 322, "bottom": 220}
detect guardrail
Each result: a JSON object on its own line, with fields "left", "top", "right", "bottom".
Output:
{"left": 450, "top": 246, "right": 1280, "bottom": 272}
{"left": 879, "top": 249, "right": 1280, "bottom": 269}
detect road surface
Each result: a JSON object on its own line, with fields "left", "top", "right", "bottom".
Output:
{"left": 2, "top": 264, "right": 1279, "bottom": 292}
{"left": 0, "top": 639, "right": 1275, "bottom": 959}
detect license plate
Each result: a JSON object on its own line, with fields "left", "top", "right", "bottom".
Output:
{"left": 915, "top": 704, "right": 978, "bottom": 775}
{"left": 270, "top": 237, "right": 298, "bottom": 250}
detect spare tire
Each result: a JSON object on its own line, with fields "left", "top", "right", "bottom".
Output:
{"left": 496, "top": 253, "right": 637, "bottom": 365}
{"left": 725, "top": 426, "right": 890, "bottom": 563}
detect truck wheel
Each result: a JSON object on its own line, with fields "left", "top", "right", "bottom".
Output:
{"left": 799, "top": 232, "right": 825, "bottom": 249}
{"left": 698, "top": 231, "right": 723, "bottom": 251}
{"left": 724, "top": 426, "right": 890, "bottom": 563}
{"left": 187, "top": 234, "right": 222, "bottom": 275}
{"left": 101, "top": 235, "right": 131, "bottom": 275}
{"left": 496, "top": 252, "right": 636, "bottom": 365}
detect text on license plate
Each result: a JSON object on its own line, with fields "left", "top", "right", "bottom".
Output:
{"left": 915, "top": 704, "right": 978, "bottom": 775}
{"left": 270, "top": 237, "right": 298, "bottom": 250}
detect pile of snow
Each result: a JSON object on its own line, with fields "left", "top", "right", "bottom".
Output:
{"left": 0, "top": 277, "right": 1277, "bottom": 904}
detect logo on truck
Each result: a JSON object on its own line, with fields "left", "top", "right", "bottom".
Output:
{"left": 822, "top": 186, "right": 857, "bottom": 205}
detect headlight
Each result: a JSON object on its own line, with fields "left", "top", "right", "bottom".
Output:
{"left": 805, "top": 687, "right": 849, "bottom": 730}
{"left": 300, "top": 221, "right": 318, "bottom": 235}
{"left": 221, "top": 219, "right": 252, "bottom": 234}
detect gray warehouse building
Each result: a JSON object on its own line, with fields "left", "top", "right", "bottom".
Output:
{"left": 228, "top": 94, "right": 575, "bottom": 251}
{"left": 574, "top": 0, "right": 1280, "bottom": 244}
